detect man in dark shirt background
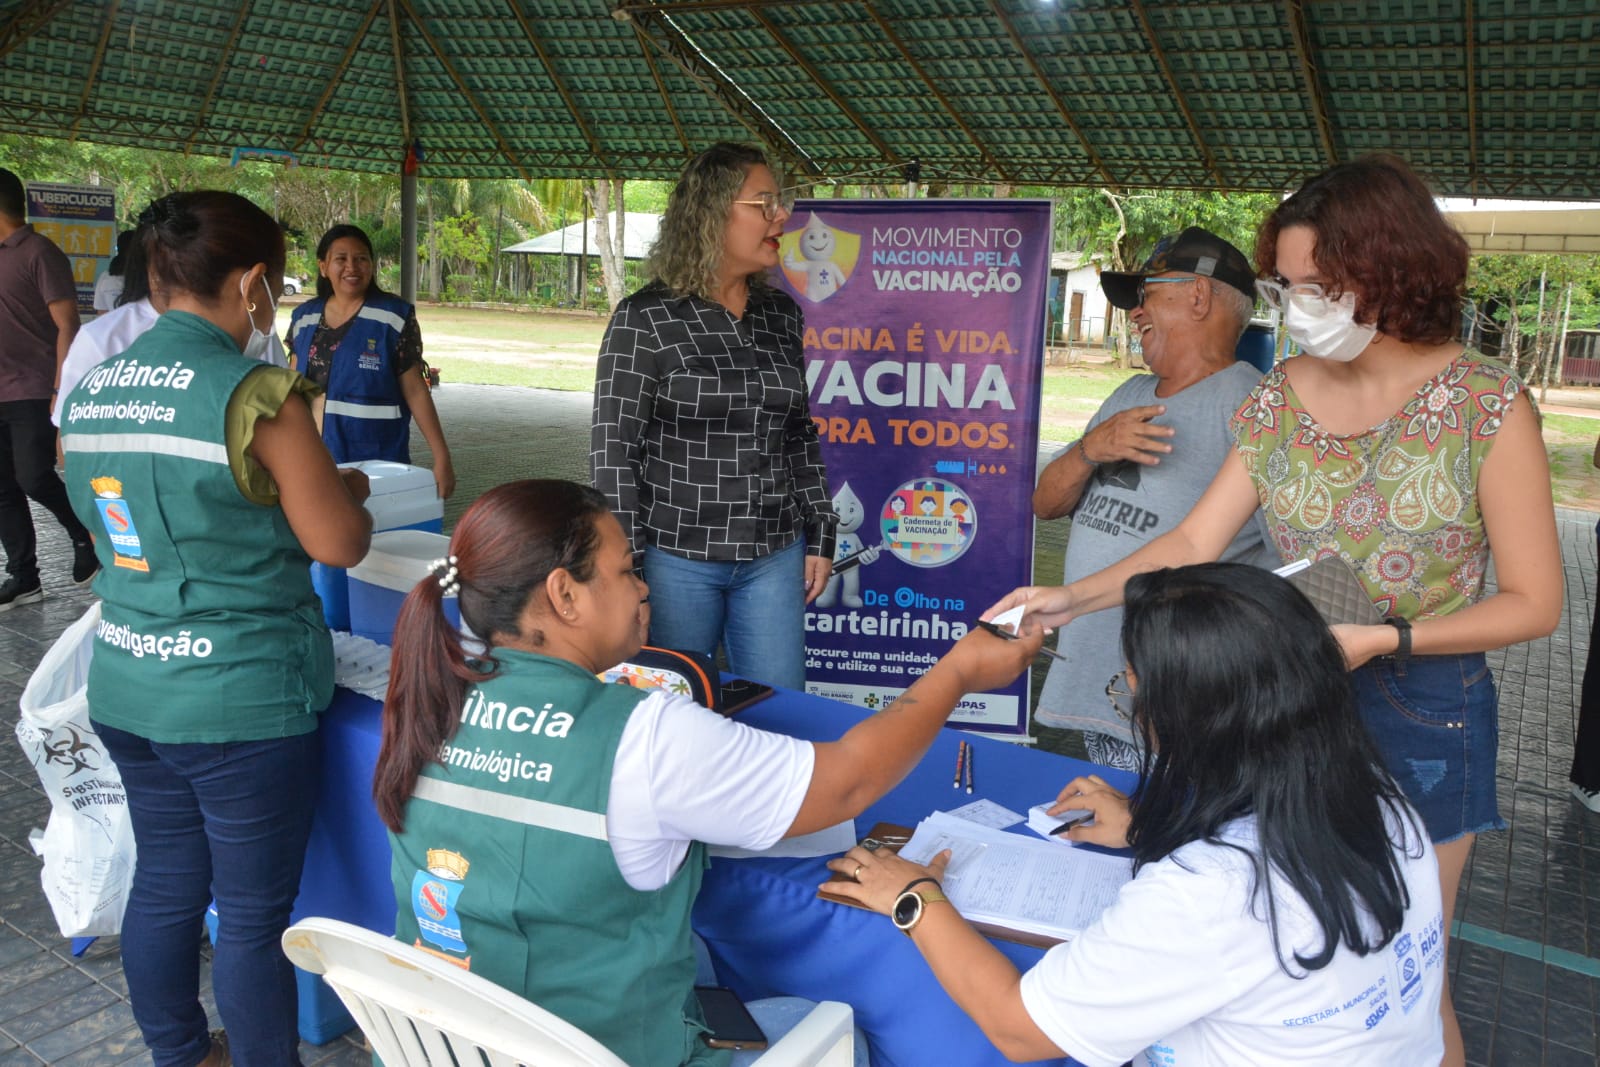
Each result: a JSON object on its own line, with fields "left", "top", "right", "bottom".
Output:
{"left": 0, "top": 168, "right": 98, "bottom": 609}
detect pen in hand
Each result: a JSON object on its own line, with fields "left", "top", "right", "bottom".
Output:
{"left": 1049, "top": 812, "right": 1094, "bottom": 836}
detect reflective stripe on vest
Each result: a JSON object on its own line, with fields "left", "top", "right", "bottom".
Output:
{"left": 324, "top": 400, "right": 403, "bottom": 419}
{"left": 358, "top": 304, "right": 406, "bottom": 332}
{"left": 290, "top": 312, "right": 322, "bottom": 341}
{"left": 61, "top": 431, "right": 228, "bottom": 465}
{"left": 412, "top": 776, "right": 610, "bottom": 841}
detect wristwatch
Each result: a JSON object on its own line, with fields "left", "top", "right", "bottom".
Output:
{"left": 891, "top": 877, "right": 948, "bottom": 936}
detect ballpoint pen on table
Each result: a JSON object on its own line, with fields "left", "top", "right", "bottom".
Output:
{"left": 965, "top": 742, "right": 974, "bottom": 794}
{"left": 952, "top": 741, "right": 965, "bottom": 789}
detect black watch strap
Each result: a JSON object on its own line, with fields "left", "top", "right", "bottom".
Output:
{"left": 897, "top": 876, "right": 940, "bottom": 899}
{"left": 1384, "top": 616, "right": 1412, "bottom": 666}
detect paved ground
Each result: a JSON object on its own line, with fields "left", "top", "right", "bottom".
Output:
{"left": 0, "top": 383, "right": 1594, "bottom": 1064}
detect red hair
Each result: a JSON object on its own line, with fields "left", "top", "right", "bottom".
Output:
{"left": 373, "top": 480, "right": 610, "bottom": 831}
{"left": 1256, "top": 154, "right": 1469, "bottom": 346}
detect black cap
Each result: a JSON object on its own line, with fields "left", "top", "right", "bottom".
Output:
{"left": 1099, "top": 227, "right": 1257, "bottom": 311}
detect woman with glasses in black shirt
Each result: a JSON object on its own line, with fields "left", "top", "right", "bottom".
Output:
{"left": 591, "top": 143, "right": 836, "bottom": 690}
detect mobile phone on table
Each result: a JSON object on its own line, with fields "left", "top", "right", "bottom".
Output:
{"left": 696, "top": 986, "right": 768, "bottom": 1050}
{"left": 718, "top": 677, "right": 775, "bottom": 716}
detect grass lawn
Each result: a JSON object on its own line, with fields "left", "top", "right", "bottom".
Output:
{"left": 282, "top": 301, "right": 1600, "bottom": 511}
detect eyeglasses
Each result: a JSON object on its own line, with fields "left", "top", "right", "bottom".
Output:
{"left": 732, "top": 190, "right": 796, "bottom": 222}
{"left": 1255, "top": 277, "right": 1334, "bottom": 313}
{"left": 1105, "top": 670, "right": 1134, "bottom": 722}
{"left": 1137, "top": 275, "right": 1197, "bottom": 306}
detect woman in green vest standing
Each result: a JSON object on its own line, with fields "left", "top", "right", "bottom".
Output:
{"left": 60, "top": 191, "right": 373, "bottom": 1067}
{"left": 373, "top": 479, "right": 1037, "bottom": 1066}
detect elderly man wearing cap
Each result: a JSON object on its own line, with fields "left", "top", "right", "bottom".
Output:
{"left": 1031, "top": 227, "right": 1274, "bottom": 768}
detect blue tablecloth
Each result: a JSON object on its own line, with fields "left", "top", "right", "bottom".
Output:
{"left": 693, "top": 687, "right": 1135, "bottom": 1067}
{"left": 296, "top": 684, "right": 1136, "bottom": 1061}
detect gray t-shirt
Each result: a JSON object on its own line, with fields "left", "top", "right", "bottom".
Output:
{"left": 1036, "top": 361, "right": 1274, "bottom": 739}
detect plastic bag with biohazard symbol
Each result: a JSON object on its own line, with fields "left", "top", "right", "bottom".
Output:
{"left": 15, "top": 602, "right": 136, "bottom": 937}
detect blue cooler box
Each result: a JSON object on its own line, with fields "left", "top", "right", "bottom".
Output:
{"left": 348, "top": 529, "right": 461, "bottom": 646}
{"left": 311, "top": 462, "right": 444, "bottom": 630}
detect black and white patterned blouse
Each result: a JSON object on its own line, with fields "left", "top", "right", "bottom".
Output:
{"left": 591, "top": 281, "right": 837, "bottom": 565}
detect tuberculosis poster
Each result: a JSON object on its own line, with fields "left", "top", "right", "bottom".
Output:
{"left": 777, "top": 200, "right": 1050, "bottom": 734}
{"left": 26, "top": 183, "right": 116, "bottom": 316}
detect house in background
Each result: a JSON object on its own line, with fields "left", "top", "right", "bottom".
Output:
{"left": 501, "top": 212, "right": 661, "bottom": 303}
{"left": 1048, "top": 249, "right": 1111, "bottom": 352}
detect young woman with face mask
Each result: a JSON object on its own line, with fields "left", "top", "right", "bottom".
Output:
{"left": 984, "top": 154, "right": 1560, "bottom": 1067}
{"left": 60, "top": 190, "right": 374, "bottom": 1067}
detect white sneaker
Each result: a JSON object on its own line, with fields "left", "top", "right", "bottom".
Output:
{"left": 1571, "top": 782, "right": 1600, "bottom": 814}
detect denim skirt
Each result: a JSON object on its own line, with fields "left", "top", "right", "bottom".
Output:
{"left": 1352, "top": 651, "right": 1505, "bottom": 844}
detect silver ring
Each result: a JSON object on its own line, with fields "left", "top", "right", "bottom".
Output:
{"left": 862, "top": 838, "right": 883, "bottom": 852}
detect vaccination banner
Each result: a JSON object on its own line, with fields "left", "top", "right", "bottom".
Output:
{"left": 777, "top": 199, "right": 1050, "bottom": 734}
{"left": 26, "top": 182, "right": 116, "bottom": 316}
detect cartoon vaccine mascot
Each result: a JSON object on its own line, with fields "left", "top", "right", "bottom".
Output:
{"left": 816, "top": 482, "right": 879, "bottom": 608}
{"left": 784, "top": 212, "right": 848, "bottom": 303}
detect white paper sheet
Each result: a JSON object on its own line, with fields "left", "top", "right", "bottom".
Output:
{"left": 944, "top": 798, "right": 1025, "bottom": 830}
{"left": 707, "top": 819, "right": 858, "bottom": 860}
{"left": 899, "top": 811, "right": 1132, "bottom": 941}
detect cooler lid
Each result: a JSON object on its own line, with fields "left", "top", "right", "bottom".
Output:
{"left": 340, "top": 460, "right": 435, "bottom": 497}
{"left": 350, "top": 529, "right": 453, "bottom": 585}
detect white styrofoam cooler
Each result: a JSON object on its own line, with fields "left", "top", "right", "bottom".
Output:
{"left": 311, "top": 461, "right": 444, "bottom": 631}
{"left": 348, "top": 529, "right": 460, "bottom": 646}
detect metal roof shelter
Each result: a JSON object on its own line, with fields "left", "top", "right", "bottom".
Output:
{"left": 2, "top": 1, "right": 1598, "bottom": 198}
{"left": 501, "top": 213, "right": 661, "bottom": 258}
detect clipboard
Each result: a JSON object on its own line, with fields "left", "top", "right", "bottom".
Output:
{"left": 816, "top": 822, "right": 1063, "bottom": 949}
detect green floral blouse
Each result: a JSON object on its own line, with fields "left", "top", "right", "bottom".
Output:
{"left": 1231, "top": 351, "right": 1531, "bottom": 621}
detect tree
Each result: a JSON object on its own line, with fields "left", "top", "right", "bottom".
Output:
{"left": 584, "top": 178, "right": 628, "bottom": 311}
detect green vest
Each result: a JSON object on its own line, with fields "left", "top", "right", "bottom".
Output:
{"left": 60, "top": 311, "right": 332, "bottom": 743}
{"left": 390, "top": 651, "right": 724, "bottom": 1067}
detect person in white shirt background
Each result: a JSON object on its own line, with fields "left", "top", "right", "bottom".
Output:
{"left": 91, "top": 229, "right": 132, "bottom": 312}
{"left": 828, "top": 562, "right": 1445, "bottom": 1067}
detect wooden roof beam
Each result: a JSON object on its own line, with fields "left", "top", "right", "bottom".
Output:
{"left": 504, "top": 0, "right": 611, "bottom": 173}
{"left": 1464, "top": 1, "right": 1479, "bottom": 199}
{"left": 632, "top": 24, "right": 691, "bottom": 157}
{"left": 293, "top": 0, "right": 385, "bottom": 153}
{"left": 68, "top": 0, "right": 121, "bottom": 142}
{"left": 617, "top": 5, "right": 820, "bottom": 177}
{"left": 862, "top": 0, "right": 1012, "bottom": 184}
{"left": 0, "top": 0, "right": 71, "bottom": 63}
{"left": 986, "top": 0, "right": 1117, "bottom": 190}
{"left": 1126, "top": 0, "right": 1225, "bottom": 189}
{"left": 182, "top": 0, "right": 253, "bottom": 155}
{"left": 388, "top": 0, "right": 412, "bottom": 144}
{"left": 749, "top": 8, "right": 898, "bottom": 166}
{"left": 1285, "top": 0, "right": 1337, "bottom": 169}
{"left": 395, "top": 0, "right": 532, "bottom": 181}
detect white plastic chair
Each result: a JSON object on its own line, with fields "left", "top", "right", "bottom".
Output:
{"left": 282, "top": 918, "right": 855, "bottom": 1067}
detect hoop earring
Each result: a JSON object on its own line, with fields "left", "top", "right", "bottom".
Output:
{"left": 246, "top": 301, "right": 258, "bottom": 313}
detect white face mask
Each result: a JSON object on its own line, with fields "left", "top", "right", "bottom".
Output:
{"left": 240, "top": 273, "right": 277, "bottom": 362}
{"left": 1286, "top": 289, "right": 1376, "bottom": 363}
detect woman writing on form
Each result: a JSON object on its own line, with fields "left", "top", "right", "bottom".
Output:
{"left": 831, "top": 564, "right": 1444, "bottom": 1065}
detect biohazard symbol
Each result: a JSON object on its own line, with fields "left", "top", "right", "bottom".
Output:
{"left": 41, "top": 725, "right": 100, "bottom": 776}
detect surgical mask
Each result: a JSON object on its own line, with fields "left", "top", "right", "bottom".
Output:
{"left": 260, "top": 332, "right": 290, "bottom": 368}
{"left": 1286, "top": 289, "right": 1376, "bottom": 363}
{"left": 240, "top": 273, "right": 277, "bottom": 362}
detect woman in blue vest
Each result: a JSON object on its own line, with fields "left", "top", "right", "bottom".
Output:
{"left": 372, "top": 479, "right": 1036, "bottom": 1066}
{"left": 61, "top": 191, "right": 374, "bottom": 1067}
{"left": 286, "top": 224, "right": 455, "bottom": 498}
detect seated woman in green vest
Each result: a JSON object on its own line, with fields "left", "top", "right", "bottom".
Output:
{"left": 374, "top": 479, "right": 1037, "bottom": 1066}
{"left": 60, "top": 190, "right": 374, "bottom": 1067}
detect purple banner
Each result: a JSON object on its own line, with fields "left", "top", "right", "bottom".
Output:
{"left": 777, "top": 200, "right": 1050, "bottom": 733}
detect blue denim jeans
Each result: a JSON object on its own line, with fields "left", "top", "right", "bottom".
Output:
{"left": 95, "top": 722, "right": 321, "bottom": 1067}
{"left": 1352, "top": 652, "right": 1504, "bottom": 844}
{"left": 643, "top": 539, "right": 807, "bottom": 690}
